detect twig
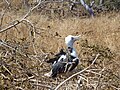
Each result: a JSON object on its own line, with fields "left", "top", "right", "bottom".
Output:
{"left": 4, "top": 51, "right": 9, "bottom": 57}
{"left": 16, "top": 86, "right": 24, "bottom": 90}
{"left": 14, "top": 76, "right": 34, "bottom": 82}
{"left": 22, "top": 19, "right": 37, "bottom": 54}
{"left": 32, "top": 83, "right": 53, "bottom": 90}
{"left": 1, "top": 73, "right": 10, "bottom": 79}
{"left": 2, "top": 65, "right": 13, "bottom": 76}
{"left": 0, "top": 0, "right": 42, "bottom": 33}
{"left": 79, "top": 74, "right": 88, "bottom": 82}
{"left": 0, "top": 2, "right": 39, "bottom": 56}
{"left": 54, "top": 53, "right": 100, "bottom": 90}
{"left": 29, "top": 79, "right": 41, "bottom": 83}
{"left": 22, "top": 19, "right": 35, "bottom": 37}
{"left": 77, "top": 76, "right": 82, "bottom": 90}
{"left": 110, "top": 85, "right": 120, "bottom": 90}
{"left": 4, "top": 0, "right": 11, "bottom": 7}
{"left": 0, "top": 20, "right": 20, "bottom": 33}
{"left": 86, "top": 68, "right": 105, "bottom": 77}
{"left": 95, "top": 72, "right": 102, "bottom": 90}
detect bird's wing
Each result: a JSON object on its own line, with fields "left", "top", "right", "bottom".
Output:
{"left": 47, "top": 49, "right": 66, "bottom": 64}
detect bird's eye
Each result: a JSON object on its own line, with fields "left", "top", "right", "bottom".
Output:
{"left": 71, "top": 37, "right": 74, "bottom": 40}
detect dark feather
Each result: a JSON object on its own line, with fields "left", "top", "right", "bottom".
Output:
{"left": 51, "top": 62, "right": 66, "bottom": 77}
{"left": 46, "top": 49, "right": 66, "bottom": 64}
{"left": 69, "top": 58, "right": 79, "bottom": 71}
{"left": 47, "top": 48, "right": 79, "bottom": 78}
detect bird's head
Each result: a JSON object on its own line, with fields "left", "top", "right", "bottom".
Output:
{"left": 65, "top": 35, "right": 80, "bottom": 48}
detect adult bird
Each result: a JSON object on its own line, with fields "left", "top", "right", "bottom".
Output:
{"left": 45, "top": 35, "right": 80, "bottom": 78}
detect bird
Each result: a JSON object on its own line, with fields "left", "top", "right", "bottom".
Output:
{"left": 45, "top": 35, "right": 80, "bottom": 78}
{"left": 64, "top": 35, "right": 80, "bottom": 72}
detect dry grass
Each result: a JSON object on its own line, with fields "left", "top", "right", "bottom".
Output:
{"left": 0, "top": 11, "right": 120, "bottom": 89}
{"left": 31, "top": 12, "right": 120, "bottom": 53}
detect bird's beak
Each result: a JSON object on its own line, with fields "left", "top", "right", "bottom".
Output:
{"left": 73, "top": 35, "right": 81, "bottom": 41}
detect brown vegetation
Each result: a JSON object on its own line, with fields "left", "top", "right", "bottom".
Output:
{"left": 0, "top": 0, "right": 120, "bottom": 90}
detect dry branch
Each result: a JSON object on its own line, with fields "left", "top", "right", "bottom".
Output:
{"left": 14, "top": 76, "right": 34, "bottom": 82}
{"left": 55, "top": 53, "right": 100, "bottom": 90}
{"left": 0, "top": 0, "right": 42, "bottom": 33}
{"left": 32, "top": 83, "right": 53, "bottom": 89}
{"left": 2, "top": 65, "right": 13, "bottom": 76}
{"left": 15, "top": 86, "right": 24, "bottom": 90}
{"left": 77, "top": 76, "right": 83, "bottom": 90}
{"left": 110, "top": 85, "right": 120, "bottom": 90}
{"left": 0, "top": 20, "right": 20, "bottom": 33}
{"left": 4, "top": 0, "right": 11, "bottom": 7}
{"left": 22, "top": 19, "right": 37, "bottom": 54}
{"left": 0, "top": 1, "right": 42, "bottom": 56}
{"left": 80, "top": 0, "right": 94, "bottom": 17}
{"left": 86, "top": 68, "right": 105, "bottom": 77}
{"left": 29, "top": 79, "right": 53, "bottom": 89}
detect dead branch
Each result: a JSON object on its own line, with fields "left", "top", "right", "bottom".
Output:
{"left": 14, "top": 76, "right": 34, "bottom": 82}
{"left": 110, "top": 85, "right": 120, "bottom": 90}
{"left": 0, "top": 20, "right": 20, "bottom": 33}
{"left": 2, "top": 65, "right": 13, "bottom": 76}
{"left": 0, "top": 1, "right": 41, "bottom": 56}
{"left": 4, "top": 0, "right": 11, "bottom": 7}
{"left": 80, "top": 0, "right": 94, "bottom": 17}
{"left": 22, "top": 19, "right": 37, "bottom": 54}
{"left": 15, "top": 86, "right": 24, "bottom": 90}
{"left": 77, "top": 76, "right": 82, "bottom": 90}
{"left": 95, "top": 70, "right": 103, "bottom": 90}
{"left": 99, "top": 0, "right": 104, "bottom": 5}
{"left": 1, "top": 73, "right": 10, "bottom": 79}
{"left": 79, "top": 74, "right": 88, "bottom": 82}
{"left": 86, "top": 68, "right": 105, "bottom": 77}
{"left": 29, "top": 78, "right": 53, "bottom": 89}
{"left": 54, "top": 53, "right": 100, "bottom": 90}
{"left": 0, "top": 0, "right": 42, "bottom": 33}
{"left": 32, "top": 83, "right": 53, "bottom": 89}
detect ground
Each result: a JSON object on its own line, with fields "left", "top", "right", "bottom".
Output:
{"left": 0, "top": 3, "right": 120, "bottom": 90}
